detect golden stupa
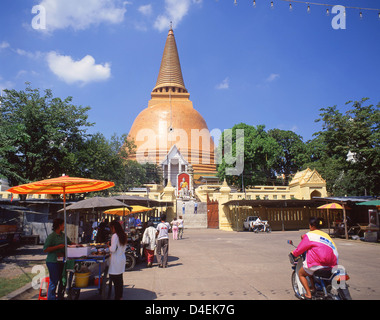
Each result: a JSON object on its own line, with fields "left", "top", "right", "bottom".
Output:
{"left": 127, "top": 27, "right": 217, "bottom": 181}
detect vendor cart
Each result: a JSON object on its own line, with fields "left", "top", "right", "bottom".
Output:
{"left": 65, "top": 254, "right": 110, "bottom": 300}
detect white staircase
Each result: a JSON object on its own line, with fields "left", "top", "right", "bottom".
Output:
{"left": 177, "top": 199, "right": 207, "bottom": 229}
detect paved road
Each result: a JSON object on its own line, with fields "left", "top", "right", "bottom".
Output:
{"left": 16, "top": 228, "right": 380, "bottom": 301}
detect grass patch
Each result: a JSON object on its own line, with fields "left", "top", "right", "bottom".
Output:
{"left": 0, "top": 273, "right": 34, "bottom": 298}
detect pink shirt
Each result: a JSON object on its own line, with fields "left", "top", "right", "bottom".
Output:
{"left": 293, "top": 230, "right": 338, "bottom": 268}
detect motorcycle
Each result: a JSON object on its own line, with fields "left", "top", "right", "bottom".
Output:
{"left": 252, "top": 221, "right": 271, "bottom": 233}
{"left": 287, "top": 240, "right": 352, "bottom": 300}
{"left": 125, "top": 244, "right": 138, "bottom": 271}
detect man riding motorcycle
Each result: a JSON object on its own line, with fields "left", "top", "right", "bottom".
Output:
{"left": 251, "top": 217, "right": 263, "bottom": 232}
{"left": 290, "top": 217, "right": 339, "bottom": 299}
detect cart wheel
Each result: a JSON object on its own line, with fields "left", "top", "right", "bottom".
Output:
{"left": 67, "top": 288, "right": 80, "bottom": 300}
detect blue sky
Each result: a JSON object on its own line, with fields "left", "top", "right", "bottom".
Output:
{"left": 0, "top": 0, "right": 379, "bottom": 143}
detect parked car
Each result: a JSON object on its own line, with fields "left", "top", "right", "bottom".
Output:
{"left": 243, "top": 216, "right": 259, "bottom": 231}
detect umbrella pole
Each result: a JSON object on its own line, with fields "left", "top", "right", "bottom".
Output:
{"left": 63, "top": 187, "right": 68, "bottom": 259}
{"left": 343, "top": 206, "right": 348, "bottom": 240}
{"left": 327, "top": 209, "right": 330, "bottom": 235}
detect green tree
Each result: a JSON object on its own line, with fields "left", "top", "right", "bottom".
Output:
{"left": 268, "top": 129, "right": 308, "bottom": 184}
{"left": 73, "top": 133, "right": 161, "bottom": 194}
{"left": 217, "top": 123, "right": 282, "bottom": 189}
{"left": 304, "top": 98, "right": 380, "bottom": 196}
{"left": 0, "top": 83, "right": 93, "bottom": 186}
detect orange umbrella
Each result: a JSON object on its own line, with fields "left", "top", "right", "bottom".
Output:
{"left": 7, "top": 175, "right": 115, "bottom": 256}
{"left": 104, "top": 205, "right": 152, "bottom": 216}
{"left": 7, "top": 175, "right": 114, "bottom": 195}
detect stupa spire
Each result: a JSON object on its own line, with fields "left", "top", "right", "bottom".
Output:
{"left": 152, "top": 27, "right": 188, "bottom": 95}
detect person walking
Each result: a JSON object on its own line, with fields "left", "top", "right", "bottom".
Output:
{"left": 171, "top": 217, "right": 179, "bottom": 240}
{"left": 194, "top": 202, "right": 198, "bottom": 214}
{"left": 142, "top": 221, "right": 157, "bottom": 267}
{"left": 156, "top": 214, "right": 171, "bottom": 268}
{"left": 97, "top": 218, "right": 110, "bottom": 243}
{"left": 43, "top": 218, "right": 73, "bottom": 300}
{"left": 108, "top": 220, "right": 128, "bottom": 300}
{"left": 177, "top": 216, "right": 184, "bottom": 240}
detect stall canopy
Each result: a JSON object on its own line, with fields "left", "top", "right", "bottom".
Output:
{"left": 104, "top": 205, "right": 152, "bottom": 216}
{"left": 111, "top": 195, "right": 173, "bottom": 208}
{"left": 357, "top": 200, "right": 380, "bottom": 207}
{"left": 59, "top": 197, "right": 132, "bottom": 213}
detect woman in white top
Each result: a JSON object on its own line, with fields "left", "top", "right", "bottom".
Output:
{"left": 171, "top": 217, "right": 179, "bottom": 240}
{"left": 177, "top": 216, "right": 184, "bottom": 240}
{"left": 108, "top": 220, "right": 127, "bottom": 300}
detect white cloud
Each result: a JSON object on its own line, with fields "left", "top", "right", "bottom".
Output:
{"left": 14, "top": 48, "right": 43, "bottom": 60}
{"left": 291, "top": 125, "right": 298, "bottom": 132}
{"left": 37, "top": 0, "right": 127, "bottom": 31}
{"left": 0, "top": 41, "right": 10, "bottom": 50}
{"left": 154, "top": 0, "right": 202, "bottom": 31}
{"left": 139, "top": 4, "right": 153, "bottom": 16}
{"left": 0, "top": 76, "right": 14, "bottom": 92}
{"left": 265, "top": 73, "right": 280, "bottom": 82}
{"left": 46, "top": 51, "right": 111, "bottom": 85}
{"left": 215, "top": 77, "right": 229, "bottom": 90}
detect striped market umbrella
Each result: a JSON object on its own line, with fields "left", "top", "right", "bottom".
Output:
{"left": 317, "top": 203, "right": 344, "bottom": 236}
{"left": 7, "top": 175, "right": 115, "bottom": 257}
{"left": 317, "top": 203, "right": 344, "bottom": 210}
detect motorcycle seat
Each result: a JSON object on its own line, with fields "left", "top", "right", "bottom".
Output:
{"left": 313, "top": 268, "right": 333, "bottom": 280}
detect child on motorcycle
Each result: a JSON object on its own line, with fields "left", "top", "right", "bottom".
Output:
{"left": 290, "top": 217, "right": 339, "bottom": 299}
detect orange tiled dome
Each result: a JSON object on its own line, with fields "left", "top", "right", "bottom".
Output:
{"left": 128, "top": 28, "right": 216, "bottom": 176}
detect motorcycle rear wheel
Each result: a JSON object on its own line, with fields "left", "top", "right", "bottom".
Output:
{"left": 336, "top": 287, "right": 352, "bottom": 300}
{"left": 125, "top": 253, "right": 136, "bottom": 271}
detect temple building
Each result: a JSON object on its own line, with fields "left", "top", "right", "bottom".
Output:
{"left": 127, "top": 28, "right": 217, "bottom": 189}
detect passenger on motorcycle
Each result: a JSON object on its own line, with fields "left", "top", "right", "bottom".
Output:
{"left": 290, "top": 217, "right": 339, "bottom": 299}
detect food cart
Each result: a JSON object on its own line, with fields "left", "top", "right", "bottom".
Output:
{"left": 64, "top": 244, "right": 111, "bottom": 300}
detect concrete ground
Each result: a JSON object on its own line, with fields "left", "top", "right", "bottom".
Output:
{"left": 5, "top": 228, "right": 380, "bottom": 301}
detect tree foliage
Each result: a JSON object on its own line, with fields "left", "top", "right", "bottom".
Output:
{"left": 304, "top": 98, "right": 380, "bottom": 196}
{"left": 217, "top": 123, "right": 284, "bottom": 188}
{"left": 217, "top": 98, "right": 379, "bottom": 197}
{"left": 0, "top": 84, "right": 161, "bottom": 195}
{"left": 268, "top": 129, "right": 309, "bottom": 184}
{"left": 0, "top": 83, "right": 92, "bottom": 186}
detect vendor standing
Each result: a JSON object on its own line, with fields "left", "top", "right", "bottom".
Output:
{"left": 43, "top": 218, "right": 73, "bottom": 300}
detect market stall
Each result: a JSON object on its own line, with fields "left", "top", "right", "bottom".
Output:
{"left": 64, "top": 243, "right": 111, "bottom": 300}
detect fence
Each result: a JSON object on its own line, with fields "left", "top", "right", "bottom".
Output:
{"left": 225, "top": 201, "right": 326, "bottom": 231}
